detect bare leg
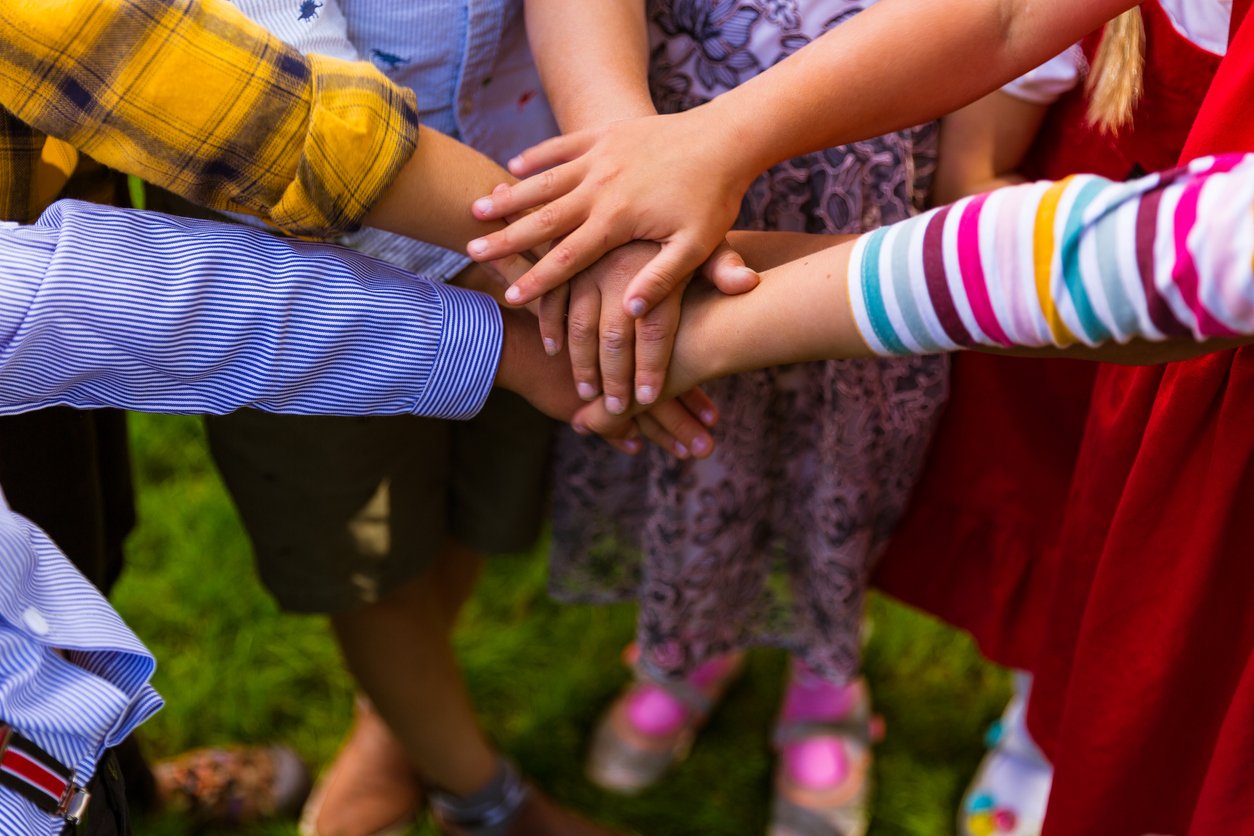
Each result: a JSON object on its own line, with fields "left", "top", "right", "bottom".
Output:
{"left": 330, "top": 538, "right": 494, "bottom": 796}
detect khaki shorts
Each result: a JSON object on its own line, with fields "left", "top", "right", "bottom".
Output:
{"left": 205, "top": 390, "right": 553, "bottom": 612}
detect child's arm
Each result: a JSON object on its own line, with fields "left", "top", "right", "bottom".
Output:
{"left": 572, "top": 154, "right": 1254, "bottom": 433}
{"left": 470, "top": 0, "right": 1136, "bottom": 313}
{"left": 518, "top": 0, "right": 755, "bottom": 414}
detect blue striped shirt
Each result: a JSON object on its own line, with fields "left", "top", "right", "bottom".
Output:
{"left": 0, "top": 196, "right": 505, "bottom": 829}
{"left": 0, "top": 482, "right": 163, "bottom": 836}
{"left": 0, "top": 199, "right": 502, "bottom": 419}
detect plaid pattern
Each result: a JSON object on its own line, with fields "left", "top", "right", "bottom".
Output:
{"left": 0, "top": 0, "right": 418, "bottom": 234}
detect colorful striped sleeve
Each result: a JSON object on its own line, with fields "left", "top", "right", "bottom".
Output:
{"left": 848, "top": 153, "right": 1254, "bottom": 354}
{"left": 0, "top": 200, "right": 500, "bottom": 421}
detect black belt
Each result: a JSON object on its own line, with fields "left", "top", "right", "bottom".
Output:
{"left": 0, "top": 724, "right": 91, "bottom": 825}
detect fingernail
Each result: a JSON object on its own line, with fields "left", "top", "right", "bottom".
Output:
{"left": 736, "top": 266, "right": 760, "bottom": 283}
{"left": 624, "top": 438, "right": 642, "bottom": 454}
{"left": 606, "top": 396, "right": 625, "bottom": 415}
{"left": 674, "top": 442, "right": 689, "bottom": 458}
{"left": 473, "top": 198, "right": 493, "bottom": 216}
{"left": 543, "top": 338, "right": 558, "bottom": 356}
{"left": 469, "top": 238, "right": 489, "bottom": 256}
{"left": 627, "top": 297, "right": 646, "bottom": 317}
{"left": 637, "top": 385, "right": 656, "bottom": 404}
{"left": 692, "top": 435, "right": 711, "bottom": 456}
{"left": 504, "top": 286, "right": 522, "bottom": 304}
{"left": 508, "top": 155, "right": 524, "bottom": 171}
{"left": 700, "top": 409, "right": 717, "bottom": 427}
{"left": 577, "top": 382, "right": 598, "bottom": 401}
{"left": 572, "top": 423, "right": 590, "bottom": 436}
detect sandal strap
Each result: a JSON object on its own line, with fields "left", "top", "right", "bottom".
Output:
{"left": 428, "top": 760, "right": 530, "bottom": 836}
{"left": 771, "top": 793, "right": 858, "bottom": 836}
{"left": 630, "top": 667, "right": 716, "bottom": 717}
{"left": 772, "top": 716, "right": 873, "bottom": 751}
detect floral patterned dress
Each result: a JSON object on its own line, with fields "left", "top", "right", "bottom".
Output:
{"left": 549, "top": 0, "right": 948, "bottom": 683}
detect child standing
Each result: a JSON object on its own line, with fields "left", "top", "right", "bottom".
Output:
{"left": 529, "top": 2, "right": 946, "bottom": 831}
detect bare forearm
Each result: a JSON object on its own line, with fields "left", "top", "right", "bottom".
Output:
{"left": 704, "top": 0, "right": 1135, "bottom": 182}
{"left": 524, "top": 0, "right": 655, "bottom": 129}
{"left": 363, "top": 126, "right": 515, "bottom": 252}
{"left": 725, "top": 230, "right": 855, "bottom": 272}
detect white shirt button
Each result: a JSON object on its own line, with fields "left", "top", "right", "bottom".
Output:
{"left": 22, "top": 607, "right": 49, "bottom": 635}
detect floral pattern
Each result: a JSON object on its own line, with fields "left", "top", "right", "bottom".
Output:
{"left": 550, "top": 0, "right": 948, "bottom": 683}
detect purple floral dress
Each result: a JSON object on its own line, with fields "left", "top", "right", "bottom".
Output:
{"left": 549, "top": 0, "right": 949, "bottom": 683}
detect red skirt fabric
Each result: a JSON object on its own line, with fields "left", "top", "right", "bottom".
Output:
{"left": 876, "top": 1, "right": 1254, "bottom": 831}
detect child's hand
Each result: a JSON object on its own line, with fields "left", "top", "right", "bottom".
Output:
{"left": 467, "top": 109, "right": 759, "bottom": 318}
{"left": 542, "top": 241, "right": 683, "bottom": 413}
{"left": 496, "top": 307, "right": 717, "bottom": 459}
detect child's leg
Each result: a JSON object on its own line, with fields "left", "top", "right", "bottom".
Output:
{"left": 330, "top": 541, "right": 496, "bottom": 795}
{"left": 305, "top": 539, "right": 482, "bottom": 836}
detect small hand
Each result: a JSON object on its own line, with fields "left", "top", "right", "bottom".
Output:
{"left": 542, "top": 242, "right": 686, "bottom": 412}
{"left": 466, "top": 110, "right": 758, "bottom": 318}
{"left": 496, "top": 308, "right": 716, "bottom": 458}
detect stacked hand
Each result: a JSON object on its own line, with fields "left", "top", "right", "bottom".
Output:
{"left": 468, "top": 110, "right": 760, "bottom": 317}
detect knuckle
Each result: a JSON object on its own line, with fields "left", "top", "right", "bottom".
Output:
{"left": 600, "top": 325, "right": 629, "bottom": 357}
{"left": 636, "top": 317, "right": 673, "bottom": 345}
{"left": 540, "top": 169, "right": 557, "bottom": 193}
{"left": 536, "top": 205, "right": 559, "bottom": 232}
{"left": 567, "top": 315, "right": 597, "bottom": 345}
{"left": 550, "top": 244, "right": 576, "bottom": 267}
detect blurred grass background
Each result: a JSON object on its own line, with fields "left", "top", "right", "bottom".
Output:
{"left": 112, "top": 413, "right": 1009, "bottom": 835}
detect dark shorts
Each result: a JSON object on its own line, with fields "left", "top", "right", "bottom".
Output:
{"left": 205, "top": 390, "right": 553, "bottom": 613}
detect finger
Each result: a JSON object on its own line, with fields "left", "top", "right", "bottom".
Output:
{"left": 468, "top": 192, "right": 584, "bottom": 264}
{"left": 701, "top": 239, "right": 760, "bottom": 295}
{"left": 634, "top": 412, "right": 688, "bottom": 459}
{"left": 505, "top": 131, "right": 595, "bottom": 178}
{"left": 599, "top": 295, "right": 636, "bottom": 417}
{"left": 640, "top": 400, "right": 714, "bottom": 460}
{"left": 571, "top": 401, "right": 635, "bottom": 443}
{"left": 678, "top": 387, "right": 719, "bottom": 430}
{"left": 484, "top": 253, "right": 535, "bottom": 288}
{"left": 471, "top": 164, "right": 580, "bottom": 222}
{"left": 538, "top": 283, "right": 570, "bottom": 356}
{"left": 503, "top": 217, "right": 627, "bottom": 306}
{"left": 633, "top": 295, "right": 681, "bottom": 406}
{"left": 622, "top": 236, "right": 709, "bottom": 318}
{"left": 567, "top": 279, "right": 602, "bottom": 401}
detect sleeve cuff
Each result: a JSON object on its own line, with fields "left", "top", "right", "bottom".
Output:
{"left": 412, "top": 285, "right": 503, "bottom": 420}
{"left": 269, "top": 54, "right": 420, "bottom": 237}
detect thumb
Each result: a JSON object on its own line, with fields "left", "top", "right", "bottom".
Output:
{"left": 701, "top": 239, "right": 759, "bottom": 295}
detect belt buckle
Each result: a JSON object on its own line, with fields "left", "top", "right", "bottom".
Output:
{"left": 56, "top": 778, "right": 91, "bottom": 825}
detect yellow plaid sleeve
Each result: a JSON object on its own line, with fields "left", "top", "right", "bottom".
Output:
{"left": 0, "top": 0, "right": 419, "bottom": 236}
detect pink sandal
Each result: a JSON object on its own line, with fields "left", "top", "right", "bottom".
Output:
{"left": 586, "top": 644, "right": 743, "bottom": 794}
{"left": 769, "top": 668, "right": 882, "bottom": 836}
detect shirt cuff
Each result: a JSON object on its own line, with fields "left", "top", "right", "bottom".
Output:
{"left": 269, "top": 54, "right": 420, "bottom": 237}
{"left": 412, "top": 284, "right": 503, "bottom": 420}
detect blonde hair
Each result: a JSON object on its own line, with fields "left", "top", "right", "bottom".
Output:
{"left": 1085, "top": 9, "right": 1146, "bottom": 134}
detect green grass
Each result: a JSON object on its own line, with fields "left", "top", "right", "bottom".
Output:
{"left": 112, "top": 413, "right": 1009, "bottom": 835}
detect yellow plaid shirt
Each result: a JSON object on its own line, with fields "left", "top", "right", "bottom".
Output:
{"left": 0, "top": 0, "right": 419, "bottom": 235}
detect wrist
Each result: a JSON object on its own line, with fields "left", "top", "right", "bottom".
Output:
{"left": 701, "top": 94, "right": 778, "bottom": 194}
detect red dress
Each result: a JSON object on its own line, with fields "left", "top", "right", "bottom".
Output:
{"left": 876, "top": 2, "right": 1254, "bottom": 831}
{"left": 875, "top": 0, "right": 1222, "bottom": 671}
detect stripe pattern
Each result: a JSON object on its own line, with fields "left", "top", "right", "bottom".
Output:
{"left": 0, "top": 726, "right": 79, "bottom": 818}
{"left": 0, "top": 199, "right": 501, "bottom": 420}
{"left": 849, "top": 154, "right": 1254, "bottom": 354}
{"left": 0, "top": 487, "right": 162, "bottom": 836}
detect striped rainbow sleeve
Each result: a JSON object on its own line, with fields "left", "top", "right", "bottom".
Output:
{"left": 848, "top": 153, "right": 1254, "bottom": 354}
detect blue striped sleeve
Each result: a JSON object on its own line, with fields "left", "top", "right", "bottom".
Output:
{"left": 0, "top": 488, "right": 162, "bottom": 836}
{"left": 0, "top": 200, "right": 501, "bottom": 420}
